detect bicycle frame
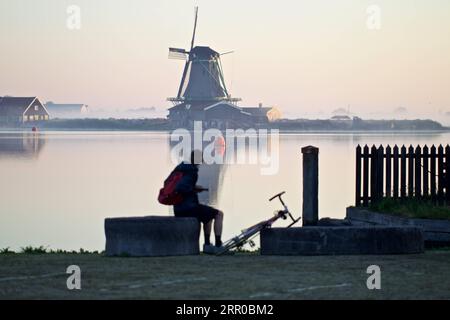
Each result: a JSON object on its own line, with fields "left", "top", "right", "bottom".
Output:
{"left": 216, "top": 191, "right": 301, "bottom": 256}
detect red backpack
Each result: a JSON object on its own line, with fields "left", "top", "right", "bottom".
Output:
{"left": 158, "top": 171, "right": 184, "bottom": 205}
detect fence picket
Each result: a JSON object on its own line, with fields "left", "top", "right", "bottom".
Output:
{"left": 401, "top": 145, "right": 407, "bottom": 198}
{"left": 386, "top": 145, "right": 392, "bottom": 198}
{"left": 355, "top": 145, "right": 361, "bottom": 206}
{"left": 393, "top": 145, "right": 399, "bottom": 199}
{"left": 438, "top": 145, "right": 444, "bottom": 205}
{"left": 430, "top": 145, "right": 437, "bottom": 203}
{"left": 415, "top": 145, "right": 422, "bottom": 199}
{"left": 363, "top": 145, "right": 369, "bottom": 207}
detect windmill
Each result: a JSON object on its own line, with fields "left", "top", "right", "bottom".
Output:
{"left": 168, "top": 7, "right": 240, "bottom": 104}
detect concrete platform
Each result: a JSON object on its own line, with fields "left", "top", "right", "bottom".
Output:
{"left": 260, "top": 226, "right": 424, "bottom": 255}
{"left": 105, "top": 216, "right": 200, "bottom": 257}
{"left": 347, "top": 207, "right": 450, "bottom": 247}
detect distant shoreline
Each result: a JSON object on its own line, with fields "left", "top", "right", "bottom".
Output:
{"left": 2, "top": 129, "right": 450, "bottom": 134}
{"left": 1, "top": 118, "right": 449, "bottom": 133}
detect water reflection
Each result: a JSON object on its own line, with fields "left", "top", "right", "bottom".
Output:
{"left": 168, "top": 131, "right": 274, "bottom": 207}
{"left": 169, "top": 134, "right": 227, "bottom": 207}
{"left": 0, "top": 133, "right": 46, "bottom": 159}
{"left": 197, "top": 163, "right": 226, "bottom": 206}
{"left": 1, "top": 131, "right": 449, "bottom": 251}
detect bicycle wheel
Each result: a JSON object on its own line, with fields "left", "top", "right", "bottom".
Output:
{"left": 216, "top": 223, "right": 267, "bottom": 256}
{"left": 216, "top": 238, "right": 241, "bottom": 256}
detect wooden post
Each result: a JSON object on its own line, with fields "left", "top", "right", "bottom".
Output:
{"left": 363, "top": 145, "right": 369, "bottom": 207}
{"left": 302, "top": 146, "right": 319, "bottom": 226}
{"left": 393, "top": 145, "right": 399, "bottom": 199}
{"left": 355, "top": 145, "right": 362, "bottom": 207}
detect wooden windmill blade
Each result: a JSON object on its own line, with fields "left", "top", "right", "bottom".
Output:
{"left": 220, "top": 51, "right": 234, "bottom": 56}
{"left": 190, "top": 7, "right": 198, "bottom": 51}
{"left": 175, "top": 6, "right": 198, "bottom": 98}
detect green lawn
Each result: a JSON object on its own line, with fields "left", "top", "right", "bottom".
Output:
{"left": 370, "top": 198, "right": 450, "bottom": 220}
{"left": 1, "top": 251, "right": 450, "bottom": 299}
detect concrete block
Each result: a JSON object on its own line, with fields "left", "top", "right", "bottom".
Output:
{"left": 105, "top": 216, "right": 200, "bottom": 257}
{"left": 260, "top": 226, "right": 424, "bottom": 255}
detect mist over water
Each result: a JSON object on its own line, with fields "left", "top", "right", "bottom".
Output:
{"left": 0, "top": 131, "right": 449, "bottom": 251}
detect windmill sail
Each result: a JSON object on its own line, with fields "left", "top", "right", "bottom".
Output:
{"left": 168, "top": 48, "right": 188, "bottom": 60}
{"left": 190, "top": 7, "right": 198, "bottom": 51}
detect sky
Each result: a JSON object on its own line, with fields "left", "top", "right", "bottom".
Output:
{"left": 0, "top": 0, "right": 450, "bottom": 119}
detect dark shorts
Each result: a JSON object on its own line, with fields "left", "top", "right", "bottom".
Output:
{"left": 174, "top": 204, "right": 219, "bottom": 224}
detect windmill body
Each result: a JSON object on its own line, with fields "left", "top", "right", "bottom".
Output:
{"left": 181, "top": 46, "right": 228, "bottom": 101}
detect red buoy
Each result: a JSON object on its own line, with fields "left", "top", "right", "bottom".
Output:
{"left": 215, "top": 135, "right": 226, "bottom": 156}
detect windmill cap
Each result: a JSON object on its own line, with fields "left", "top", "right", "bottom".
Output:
{"left": 191, "top": 46, "right": 220, "bottom": 58}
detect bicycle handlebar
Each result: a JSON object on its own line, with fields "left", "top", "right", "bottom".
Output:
{"left": 269, "top": 191, "right": 285, "bottom": 202}
{"left": 269, "top": 191, "right": 301, "bottom": 227}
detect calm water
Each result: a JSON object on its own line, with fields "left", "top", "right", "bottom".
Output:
{"left": 0, "top": 130, "right": 448, "bottom": 251}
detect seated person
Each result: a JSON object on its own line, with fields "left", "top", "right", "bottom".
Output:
{"left": 172, "top": 150, "right": 224, "bottom": 253}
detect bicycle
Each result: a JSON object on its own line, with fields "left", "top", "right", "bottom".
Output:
{"left": 216, "top": 191, "right": 301, "bottom": 256}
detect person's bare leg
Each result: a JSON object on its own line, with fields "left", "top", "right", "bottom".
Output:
{"left": 203, "top": 221, "right": 212, "bottom": 245}
{"left": 214, "top": 210, "right": 224, "bottom": 246}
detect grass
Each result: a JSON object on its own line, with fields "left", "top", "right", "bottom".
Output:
{"left": 0, "top": 251, "right": 450, "bottom": 299}
{"left": 2, "top": 245, "right": 254, "bottom": 256}
{"left": 370, "top": 197, "right": 450, "bottom": 220}
{"left": 20, "top": 245, "right": 49, "bottom": 254}
{"left": 0, "top": 247, "right": 15, "bottom": 255}
{"left": 0, "top": 246, "right": 101, "bottom": 255}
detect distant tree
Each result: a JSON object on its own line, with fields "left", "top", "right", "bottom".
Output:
{"left": 126, "top": 107, "right": 156, "bottom": 113}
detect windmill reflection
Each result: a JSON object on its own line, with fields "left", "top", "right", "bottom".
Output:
{"left": 169, "top": 135, "right": 227, "bottom": 207}
{"left": 0, "top": 133, "right": 45, "bottom": 159}
{"left": 197, "top": 142, "right": 227, "bottom": 207}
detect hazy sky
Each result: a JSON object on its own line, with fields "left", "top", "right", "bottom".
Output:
{"left": 1, "top": 0, "right": 449, "bottom": 117}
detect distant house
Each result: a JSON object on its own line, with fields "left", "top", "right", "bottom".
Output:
{"left": 44, "top": 102, "right": 89, "bottom": 119}
{"left": 241, "top": 104, "right": 282, "bottom": 123}
{"left": 169, "top": 101, "right": 253, "bottom": 129}
{"left": 0, "top": 97, "right": 50, "bottom": 124}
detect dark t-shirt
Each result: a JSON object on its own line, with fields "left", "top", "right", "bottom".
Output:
{"left": 172, "top": 162, "right": 218, "bottom": 223}
{"left": 173, "top": 162, "right": 199, "bottom": 213}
